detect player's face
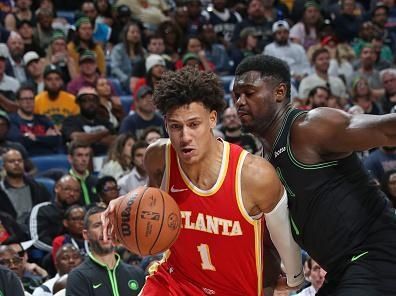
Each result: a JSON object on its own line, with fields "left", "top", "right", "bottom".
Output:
{"left": 166, "top": 102, "right": 217, "bottom": 165}
{"left": 232, "top": 71, "right": 280, "bottom": 135}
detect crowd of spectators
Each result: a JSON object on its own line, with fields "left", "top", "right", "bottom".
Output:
{"left": 0, "top": 0, "right": 395, "bottom": 295}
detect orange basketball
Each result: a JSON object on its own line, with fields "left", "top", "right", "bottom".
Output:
{"left": 114, "top": 186, "right": 181, "bottom": 256}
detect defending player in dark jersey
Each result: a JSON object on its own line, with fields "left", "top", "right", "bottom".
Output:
{"left": 233, "top": 54, "right": 396, "bottom": 296}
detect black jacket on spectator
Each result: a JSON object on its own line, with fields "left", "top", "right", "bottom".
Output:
{"left": 0, "top": 177, "right": 51, "bottom": 220}
{"left": 66, "top": 253, "right": 145, "bottom": 296}
{"left": 29, "top": 202, "right": 64, "bottom": 252}
{"left": 0, "top": 265, "right": 25, "bottom": 296}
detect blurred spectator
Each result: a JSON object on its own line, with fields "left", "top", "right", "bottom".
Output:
{"left": 1, "top": 149, "right": 51, "bottom": 226}
{"left": 29, "top": 175, "right": 81, "bottom": 253}
{"left": 67, "top": 141, "right": 99, "bottom": 206}
{"left": 0, "top": 210, "right": 30, "bottom": 244}
{"left": 371, "top": 1, "right": 396, "bottom": 51}
{"left": 352, "top": 21, "right": 375, "bottom": 56}
{"left": 34, "top": 64, "right": 79, "bottom": 129}
{"left": 295, "top": 85, "right": 331, "bottom": 110}
{"left": 232, "top": 0, "right": 274, "bottom": 51}
{"left": 95, "top": 176, "right": 120, "bottom": 206}
{"left": 120, "top": 85, "right": 165, "bottom": 139}
{"left": 140, "top": 126, "right": 161, "bottom": 144}
{"left": 17, "top": 20, "right": 45, "bottom": 56}
{"left": 4, "top": 0, "right": 36, "bottom": 32}
{"left": 0, "top": 245, "right": 47, "bottom": 294}
{"left": 110, "top": 22, "right": 146, "bottom": 90}
{"left": 264, "top": 20, "right": 310, "bottom": 84}
{"left": 67, "top": 50, "right": 101, "bottom": 95}
{"left": 379, "top": 68, "right": 396, "bottom": 113}
{"left": 80, "top": 1, "right": 111, "bottom": 46}
{"left": 201, "top": 0, "right": 242, "bottom": 49}
{"left": 118, "top": 140, "right": 148, "bottom": 195}
{"left": 45, "top": 30, "right": 78, "bottom": 84}
{"left": 333, "top": 0, "right": 362, "bottom": 43}
{"left": 328, "top": 43, "right": 355, "bottom": 87}
{"left": 289, "top": 1, "right": 322, "bottom": 50}
{"left": 51, "top": 206, "right": 87, "bottom": 263}
{"left": 99, "top": 134, "right": 135, "bottom": 179}
{"left": 371, "top": 34, "right": 393, "bottom": 70}
{"left": 199, "top": 23, "right": 231, "bottom": 74}
{"left": 109, "top": 5, "right": 133, "bottom": 45}
{"left": 184, "top": 0, "right": 206, "bottom": 35}
{"left": 95, "top": 77, "right": 124, "bottom": 129}
{"left": 173, "top": 5, "right": 195, "bottom": 43}
{"left": 95, "top": 0, "right": 114, "bottom": 27}
{"left": 0, "top": 111, "right": 35, "bottom": 174}
{"left": 6, "top": 32, "right": 27, "bottom": 83}
{"left": 349, "top": 76, "right": 383, "bottom": 115}
{"left": 381, "top": 168, "right": 396, "bottom": 209}
{"left": 219, "top": 106, "right": 259, "bottom": 154}
{"left": 0, "top": 45, "right": 20, "bottom": 108}
{"left": 62, "top": 86, "right": 116, "bottom": 157}
{"left": 0, "top": 264, "right": 25, "bottom": 296}
{"left": 350, "top": 44, "right": 384, "bottom": 100}
{"left": 66, "top": 206, "right": 145, "bottom": 295}
{"left": 298, "top": 47, "right": 347, "bottom": 101}
{"left": 8, "top": 84, "right": 62, "bottom": 156}
{"left": 228, "top": 27, "right": 261, "bottom": 73}
{"left": 133, "top": 54, "right": 166, "bottom": 95}
{"left": 175, "top": 36, "right": 214, "bottom": 72}
{"left": 296, "top": 258, "right": 326, "bottom": 296}
{"left": 364, "top": 146, "right": 396, "bottom": 183}
{"left": 156, "top": 20, "right": 183, "bottom": 62}
{"left": 32, "top": 7, "right": 54, "bottom": 53}
{"left": 23, "top": 51, "right": 44, "bottom": 93}
{"left": 33, "top": 244, "right": 82, "bottom": 296}
{"left": 145, "top": 34, "right": 174, "bottom": 70}
{"left": 67, "top": 16, "right": 106, "bottom": 75}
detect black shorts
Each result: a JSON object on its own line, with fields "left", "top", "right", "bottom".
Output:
{"left": 317, "top": 209, "right": 396, "bottom": 296}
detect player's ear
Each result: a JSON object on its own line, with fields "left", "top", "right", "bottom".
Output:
{"left": 274, "top": 83, "right": 287, "bottom": 103}
{"left": 209, "top": 110, "right": 217, "bottom": 129}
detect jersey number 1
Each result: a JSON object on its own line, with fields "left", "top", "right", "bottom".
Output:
{"left": 197, "top": 244, "right": 216, "bottom": 271}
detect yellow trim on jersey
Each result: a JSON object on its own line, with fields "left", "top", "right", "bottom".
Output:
{"left": 236, "top": 150, "right": 263, "bottom": 296}
{"left": 254, "top": 221, "right": 263, "bottom": 296}
{"left": 162, "top": 140, "right": 172, "bottom": 193}
{"left": 177, "top": 140, "right": 230, "bottom": 196}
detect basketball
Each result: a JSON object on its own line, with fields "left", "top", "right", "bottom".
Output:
{"left": 114, "top": 186, "right": 181, "bottom": 256}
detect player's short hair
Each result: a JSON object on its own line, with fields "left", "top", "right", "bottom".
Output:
{"left": 154, "top": 66, "right": 226, "bottom": 115}
{"left": 235, "top": 55, "right": 291, "bottom": 99}
{"left": 83, "top": 206, "right": 106, "bottom": 229}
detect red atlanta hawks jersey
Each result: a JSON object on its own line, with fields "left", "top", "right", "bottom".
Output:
{"left": 161, "top": 139, "right": 265, "bottom": 296}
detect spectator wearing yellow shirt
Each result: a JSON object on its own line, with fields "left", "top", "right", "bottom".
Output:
{"left": 34, "top": 64, "right": 79, "bottom": 129}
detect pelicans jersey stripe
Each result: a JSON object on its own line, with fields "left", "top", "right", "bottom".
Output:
{"left": 157, "top": 139, "right": 264, "bottom": 296}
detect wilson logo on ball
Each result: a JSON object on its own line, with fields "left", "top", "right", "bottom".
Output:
{"left": 120, "top": 197, "right": 134, "bottom": 236}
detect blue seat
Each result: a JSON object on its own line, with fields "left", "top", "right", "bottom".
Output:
{"left": 35, "top": 177, "right": 56, "bottom": 201}
{"left": 30, "top": 154, "right": 70, "bottom": 174}
{"left": 56, "top": 10, "right": 76, "bottom": 24}
{"left": 120, "top": 95, "right": 133, "bottom": 115}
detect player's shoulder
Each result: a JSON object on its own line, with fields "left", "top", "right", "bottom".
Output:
{"left": 144, "top": 138, "right": 168, "bottom": 170}
{"left": 302, "top": 107, "right": 351, "bottom": 126}
{"left": 242, "top": 153, "right": 278, "bottom": 183}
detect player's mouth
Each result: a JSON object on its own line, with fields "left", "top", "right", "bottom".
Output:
{"left": 181, "top": 148, "right": 194, "bottom": 157}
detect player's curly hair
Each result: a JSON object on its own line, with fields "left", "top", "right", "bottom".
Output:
{"left": 154, "top": 67, "right": 226, "bottom": 115}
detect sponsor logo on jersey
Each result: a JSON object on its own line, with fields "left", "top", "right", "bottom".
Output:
{"left": 274, "top": 146, "right": 286, "bottom": 158}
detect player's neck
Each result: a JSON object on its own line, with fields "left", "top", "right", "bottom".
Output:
{"left": 258, "top": 105, "right": 292, "bottom": 147}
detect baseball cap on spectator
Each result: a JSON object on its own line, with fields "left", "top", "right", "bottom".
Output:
{"left": 117, "top": 5, "right": 131, "bottom": 17}
{"left": 304, "top": 1, "right": 320, "bottom": 10}
{"left": 43, "top": 64, "right": 62, "bottom": 78}
{"left": 23, "top": 51, "right": 40, "bottom": 66}
{"left": 75, "top": 16, "right": 91, "bottom": 29}
{"left": 145, "top": 54, "right": 166, "bottom": 72}
{"left": 79, "top": 50, "right": 96, "bottom": 64}
{"left": 182, "top": 52, "right": 199, "bottom": 65}
{"left": 136, "top": 85, "right": 153, "bottom": 100}
{"left": 0, "top": 45, "right": 8, "bottom": 60}
{"left": 239, "top": 28, "right": 261, "bottom": 39}
{"left": 272, "top": 20, "right": 289, "bottom": 33}
{"left": 0, "top": 110, "right": 9, "bottom": 125}
{"left": 51, "top": 30, "right": 66, "bottom": 43}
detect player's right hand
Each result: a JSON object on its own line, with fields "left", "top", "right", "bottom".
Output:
{"left": 101, "top": 194, "right": 126, "bottom": 243}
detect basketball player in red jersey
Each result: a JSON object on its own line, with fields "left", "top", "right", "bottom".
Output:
{"left": 102, "top": 67, "right": 304, "bottom": 295}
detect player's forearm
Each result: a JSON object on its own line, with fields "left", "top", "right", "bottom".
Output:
{"left": 264, "top": 191, "right": 304, "bottom": 288}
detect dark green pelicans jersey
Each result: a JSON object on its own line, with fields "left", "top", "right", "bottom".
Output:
{"left": 268, "top": 109, "right": 389, "bottom": 274}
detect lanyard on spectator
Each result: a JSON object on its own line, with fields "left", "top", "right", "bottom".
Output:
{"left": 69, "top": 169, "right": 91, "bottom": 205}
